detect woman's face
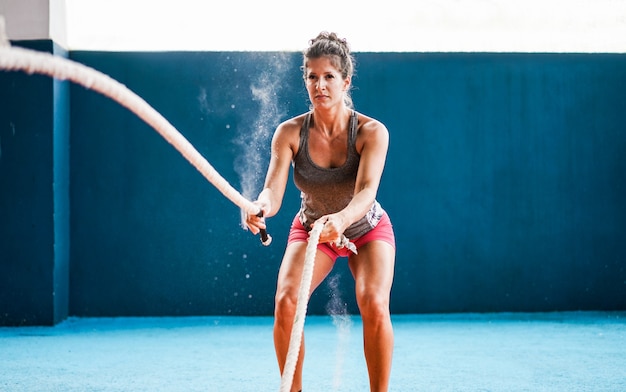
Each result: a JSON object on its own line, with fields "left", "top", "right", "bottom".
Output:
{"left": 305, "top": 56, "right": 350, "bottom": 109}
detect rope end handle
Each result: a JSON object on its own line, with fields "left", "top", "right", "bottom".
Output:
{"left": 256, "top": 211, "right": 272, "bottom": 246}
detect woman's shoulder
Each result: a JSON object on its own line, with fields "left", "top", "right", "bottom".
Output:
{"left": 274, "top": 112, "right": 309, "bottom": 140}
{"left": 355, "top": 111, "right": 388, "bottom": 135}
{"left": 278, "top": 112, "right": 308, "bottom": 132}
{"left": 272, "top": 112, "right": 308, "bottom": 150}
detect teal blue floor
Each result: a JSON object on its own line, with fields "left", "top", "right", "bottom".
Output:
{"left": 1, "top": 312, "right": 625, "bottom": 391}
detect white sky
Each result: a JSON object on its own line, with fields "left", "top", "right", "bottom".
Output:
{"left": 65, "top": 0, "right": 626, "bottom": 52}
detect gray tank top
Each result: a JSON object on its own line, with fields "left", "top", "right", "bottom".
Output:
{"left": 293, "top": 110, "right": 384, "bottom": 239}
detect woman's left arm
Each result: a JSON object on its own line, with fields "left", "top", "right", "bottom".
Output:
{"left": 318, "top": 117, "right": 389, "bottom": 242}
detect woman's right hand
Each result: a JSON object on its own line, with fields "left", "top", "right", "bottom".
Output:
{"left": 245, "top": 201, "right": 269, "bottom": 235}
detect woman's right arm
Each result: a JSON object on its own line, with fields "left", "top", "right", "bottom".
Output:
{"left": 245, "top": 119, "right": 299, "bottom": 233}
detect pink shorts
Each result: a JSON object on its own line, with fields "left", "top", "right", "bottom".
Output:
{"left": 287, "top": 212, "right": 395, "bottom": 261}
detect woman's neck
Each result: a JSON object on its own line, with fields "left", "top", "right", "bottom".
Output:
{"left": 312, "top": 105, "right": 352, "bottom": 136}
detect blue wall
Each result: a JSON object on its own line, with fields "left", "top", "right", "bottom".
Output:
{"left": 357, "top": 53, "right": 626, "bottom": 313}
{"left": 1, "top": 46, "right": 625, "bottom": 325}
{"left": 68, "top": 51, "right": 304, "bottom": 318}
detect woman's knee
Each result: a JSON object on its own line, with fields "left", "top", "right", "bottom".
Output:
{"left": 274, "top": 288, "right": 298, "bottom": 319}
{"left": 356, "top": 290, "right": 390, "bottom": 321}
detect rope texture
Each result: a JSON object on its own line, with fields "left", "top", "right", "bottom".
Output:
{"left": 0, "top": 45, "right": 260, "bottom": 217}
{"left": 279, "top": 220, "right": 323, "bottom": 392}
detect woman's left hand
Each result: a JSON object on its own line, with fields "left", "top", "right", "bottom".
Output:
{"left": 313, "top": 213, "right": 347, "bottom": 244}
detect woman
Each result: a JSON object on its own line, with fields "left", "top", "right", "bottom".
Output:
{"left": 246, "top": 31, "right": 395, "bottom": 392}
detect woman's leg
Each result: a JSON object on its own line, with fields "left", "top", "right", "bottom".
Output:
{"left": 274, "top": 242, "right": 335, "bottom": 392}
{"left": 348, "top": 240, "right": 395, "bottom": 392}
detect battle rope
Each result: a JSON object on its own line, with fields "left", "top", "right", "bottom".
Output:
{"left": 279, "top": 220, "right": 323, "bottom": 392}
{"left": 0, "top": 17, "right": 322, "bottom": 390}
{"left": 0, "top": 17, "right": 272, "bottom": 244}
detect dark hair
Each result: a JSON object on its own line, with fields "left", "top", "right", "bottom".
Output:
{"left": 302, "top": 31, "right": 355, "bottom": 108}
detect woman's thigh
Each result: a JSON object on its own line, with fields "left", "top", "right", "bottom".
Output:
{"left": 348, "top": 240, "right": 395, "bottom": 300}
{"left": 276, "top": 241, "right": 336, "bottom": 299}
